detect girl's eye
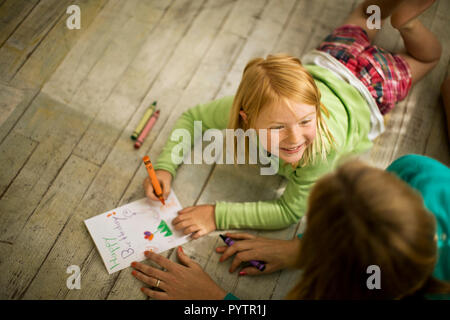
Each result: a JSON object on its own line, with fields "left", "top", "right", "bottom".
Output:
{"left": 270, "top": 125, "right": 284, "bottom": 130}
{"left": 300, "top": 119, "right": 312, "bottom": 125}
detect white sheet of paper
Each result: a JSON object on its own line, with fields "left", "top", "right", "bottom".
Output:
{"left": 84, "top": 191, "right": 190, "bottom": 274}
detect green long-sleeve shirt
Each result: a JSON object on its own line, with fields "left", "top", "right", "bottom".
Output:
{"left": 154, "top": 65, "right": 373, "bottom": 230}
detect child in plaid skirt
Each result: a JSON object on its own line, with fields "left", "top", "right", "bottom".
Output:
{"left": 310, "top": 0, "right": 442, "bottom": 115}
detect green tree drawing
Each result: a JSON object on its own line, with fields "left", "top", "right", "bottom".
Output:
{"left": 156, "top": 220, "right": 173, "bottom": 237}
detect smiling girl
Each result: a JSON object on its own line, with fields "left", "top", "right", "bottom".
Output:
{"left": 144, "top": 0, "right": 442, "bottom": 238}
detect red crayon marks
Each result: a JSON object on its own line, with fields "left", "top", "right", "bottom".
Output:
{"left": 159, "top": 198, "right": 175, "bottom": 211}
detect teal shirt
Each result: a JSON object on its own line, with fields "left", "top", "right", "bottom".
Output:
{"left": 387, "top": 154, "right": 450, "bottom": 292}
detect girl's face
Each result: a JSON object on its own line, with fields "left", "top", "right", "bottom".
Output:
{"left": 253, "top": 100, "right": 317, "bottom": 164}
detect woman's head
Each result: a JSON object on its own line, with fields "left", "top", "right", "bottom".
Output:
{"left": 287, "top": 159, "right": 449, "bottom": 299}
{"left": 228, "top": 54, "right": 333, "bottom": 166}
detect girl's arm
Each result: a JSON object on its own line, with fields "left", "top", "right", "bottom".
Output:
{"left": 153, "top": 96, "right": 234, "bottom": 176}
{"left": 215, "top": 159, "right": 334, "bottom": 229}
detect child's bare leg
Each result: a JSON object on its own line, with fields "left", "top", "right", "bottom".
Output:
{"left": 343, "top": 0, "right": 404, "bottom": 42}
{"left": 391, "top": 0, "right": 442, "bottom": 85}
{"left": 441, "top": 75, "right": 450, "bottom": 142}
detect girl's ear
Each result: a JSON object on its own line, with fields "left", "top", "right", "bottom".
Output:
{"left": 239, "top": 110, "right": 249, "bottom": 125}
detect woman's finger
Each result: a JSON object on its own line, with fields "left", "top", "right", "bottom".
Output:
{"left": 132, "top": 269, "right": 166, "bottom": 290}
{"left": 144, "top": 251, "right": 176, "bottom": 272}
{"left": 238, "top": 265, "right": 267, "bottom": 276}
{"left": 176, "top": 246, "right": 198, "bottom": 268}
{"left": 140, "top": 287, "right": 169, "bottom": 300}
{"left": 131, "top": 261, "right": 167, "bottom": 281}
{"left": 215, "top": 246, "right": 227, "bottom": 253}
{"left": 219, "top": 245, "right": 239, "bottom": 262}
{"left": 229, "top": 251, "right": 255, "bottom": 273}
{"left": 225, "top": 232, "right": 257, "bottom": 240}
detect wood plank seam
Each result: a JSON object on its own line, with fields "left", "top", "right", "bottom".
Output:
{"left": 0, "top": 136, "right": 39, "bottom": 200}
{"left": 0, "top": 88, "right": 40, "bottom": 146}
{"left": 135, "top": 0, "right": 208, "bottom": 114}
{"left": 7, "top": 4, "right": 69, "bottom": 82}
{"left": 11, "top": 0, "right": 110, "bottom": 89}
{"left": 16, "top": 153, "right": 101, "bottom": 299}
{"left": 0, "top": 0, "right": 41, "bottom": 48}
{"left": 272, "top": 0, "right": 302, "bottom": 52}
{"left": 299, "top": 0, "right": 328, "bottom": 58}
{"left": 68, "top": 152, "right": 105, "bottom": 168}
{"left": 15, "top": 148, "right": 73, "bottom": 241}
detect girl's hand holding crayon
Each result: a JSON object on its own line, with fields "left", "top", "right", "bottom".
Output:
{"left": 172, "top": 204, "right": 216, "bottom": 239}
{"left": 143, "top": 169, "right": 172, "bottom": 201}
{"left": 215, "top": 233, "right": 302, "bottom": 275}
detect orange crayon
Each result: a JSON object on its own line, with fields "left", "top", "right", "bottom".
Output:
{"left": 142, "top": 155, "right": 165, "bottom": 206}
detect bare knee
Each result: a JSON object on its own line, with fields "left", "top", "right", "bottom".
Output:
{"left": 431, "top": 41, "right": 442, "bottom": 63}
{"left": 419, "top": 39, "right": 442, "bottom": 64}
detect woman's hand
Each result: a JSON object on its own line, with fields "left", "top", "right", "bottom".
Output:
{"left": 172, "top": 204, "right": 216, "bottom": 239}
{"left": 216, "top": 233, "right": 302, "bottom": 275}
{"left": 143, "top": 169, "right": 172, "bottom": 201}
{"left": 131, "top": 247, "right": 227, "bottom": 300}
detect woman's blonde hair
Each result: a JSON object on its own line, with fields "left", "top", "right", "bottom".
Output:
{"left": 286, "top": 159, "right": 450, "bottom": 300}
{"left": 227, "top": 54, "right": 334, "bottom": 167}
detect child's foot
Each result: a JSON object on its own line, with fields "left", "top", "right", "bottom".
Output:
{"left": 391, "top": 0, "right": 436, "bottom": 30}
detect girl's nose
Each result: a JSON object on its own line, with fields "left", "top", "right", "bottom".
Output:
{"left": 286, "top": 125, "right": 303, "bottom": 144}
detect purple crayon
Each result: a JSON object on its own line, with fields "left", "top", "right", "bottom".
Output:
{"left": 219, "top": 234, "right": 266, "bottom": 272}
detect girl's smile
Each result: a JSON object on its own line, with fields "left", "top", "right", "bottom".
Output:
{"left": 280, "top": 142, "right": 306, "bottom": 155}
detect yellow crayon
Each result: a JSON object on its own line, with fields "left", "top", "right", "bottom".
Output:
{"left": 131, "top": 101, "right": 157, "bottom": 140}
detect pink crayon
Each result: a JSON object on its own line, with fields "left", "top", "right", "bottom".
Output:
{"left": 134, "top": 110, "right": 160, "bottom": 149}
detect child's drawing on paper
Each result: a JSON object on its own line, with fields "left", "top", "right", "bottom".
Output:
{"left": 144, "top": 245, "right": 159, "bottom": 253}
{"left": 159, "top": 197, "right": 177, "bottom": 212}
{"left": 156, "top": 220, "right": 173, "bottom": 237}
{"left": 84, "top": 191, "right": 190, "bottom": 274}
{"left": 144, "top": 231, "right": 154, "bottom": 240}
{"left": 133, "top": 207, "right": 160, "bottom": 223}
{"left": 144, "top": 220, "right": 173, "bottom": 242}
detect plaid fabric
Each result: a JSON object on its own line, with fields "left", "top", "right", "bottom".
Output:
{"left": 317, "top": 24, "right": 412, "bottom": 114}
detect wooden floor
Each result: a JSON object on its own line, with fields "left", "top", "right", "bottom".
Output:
{"left": 0, "top": 0, "right": 449, "bottom": 300}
